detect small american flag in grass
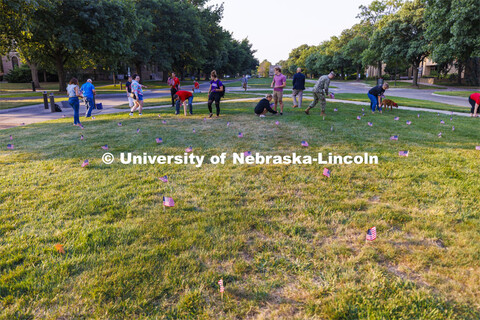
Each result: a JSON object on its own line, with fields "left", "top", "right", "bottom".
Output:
{"left": 366, "top": 227, "right": 376, "bottom": 241}
{"left": 203, "top": 117, "right": 206, "bottom": 122}
{"left": 137, "top": 128, "right": 140, "bottom": 133}
{"left": 80, "top": 135, "right": 84, "bottom": 140}
{"left": 437, "top": 113, "right": 440, "bottom": 116}
{"left": 7, "top": 144, "right": 14, "bottom": 150}
{"left": 450, "top": 117, "right": 453, "bottom": 121}
{"left": 118, "top": 122, "right": 122, "bottom": 126}
{"left": 81, "top": 159, "right": 89, "bottom": 167}
{"left": 362, "top": 108, "right": 364, "bottom": 112}
{"left": 323, "top": 168, "right": 331, "bottom": 177}
{"left": 368, "top": 122, "right": 373, "bottom": 127}
{"left": 185, "top": 146, "right": 192, "bottom": 153}
{"left": 301, "top": 140, "right": 309, "bottom": 147}
{"left": 334, "top": 108, "right": 338, "bottom": 112}
{"left": 158, "top": 114, "right": 162, "bottom": 118}
{"left": 394, "top": 117, "right": 399, "bottom": 121}
{"left": 162, "top": 120, "right": 167, "bottom": 124}
{"left": 159, "top": 175, "right": 168, "bottom": 183}
{"left": 440, "top": 120, "right": 445, "bottom": 124}
{"left": 357, "top": 116, "right": 361, "bottom": 120}
{"left": 227, "top": 122, "right": 230, "bottom": 127}
{"left": 362, "top": 112, "right": 365, "bottom": 116}
{"left": 452, "top": 126, "right": 455, "bottom": 131}
{"left": 193, "top": 128, "right": 196, "bottom": 133}
{"left": 438, "top": 132, "right": 442, "bottom": 138}
{"left": 80, "top": 125, "right": 84, "bottom": 130}
{"left": 101, "top": 145, "right": 108, "bottom": 150}
{"left": 92, "top": 116, "right": 96, "bottom": 120}
{"left": 330, "top": 93, "right": 335, "bottom": 99}
{"left": 238, "top": 132, "right": 243, "bottom": 138}
{"left": 244, "top": 151, "right": 252, "bottom": 156}
{"left": 275, "top": 121, "right": 279, "bottom": 125}
{"left": 390, "top": 135, "right": 398, "bottom": 141}
{"left": 9, "top": 135, "right": 12, "bottom": 140}
{"left": 399, "top": 150, "right": 409, "bottom": 157}
{"left": 406, "top": 121, "right": 412, "bottom": 125}
{"left": 476, "top": 146, "right": 480, "bottom": 150}
{"left": 218, "top": 279, "right": 224, "bottom": 293}
{"left": 417, "top": 114, "right": 420, "bottom": 118}
{"left": 62, "top": 115, "right": 65, "bottom": 118}
{"left": 156, "top": 137, "right": 163, "bottom": 144}
{"left": 163, "top": 196, "right": 175, "bottom": 207}
{"left": 20, "top": 123, "right": 25, "bottom": 126}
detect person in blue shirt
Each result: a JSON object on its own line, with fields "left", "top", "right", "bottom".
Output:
{"left": 80, "top": 79, "right": 96, "bottom": 118}
{"left": 292, "top": 68, "right": 306, "bottom": 108}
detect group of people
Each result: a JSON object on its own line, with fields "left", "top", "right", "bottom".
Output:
{"left": 66, "top": 78, "right": 97, "bottom": 127}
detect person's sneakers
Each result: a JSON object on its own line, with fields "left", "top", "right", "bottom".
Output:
{"left": 280, "top": 112, "right": 283, "bottom": 116}
{"left": 293, "top": 105, "right": 298, "bottom": 108}
{"left": 175, "top": 112, "right": 179, "bottom": 115}
{"left": 259, "top": 114, "right": 266, "bottom": 118}
{"left": 209, "top": 113, "right": 213, "bottom": 118}
{"left": 129, "top": 112, "right": 133, "bottom": 116}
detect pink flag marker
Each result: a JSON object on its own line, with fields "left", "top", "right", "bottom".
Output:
{"left": 323, "top": 168, "right": 331, "bottom": 178}
{"left": 440, "top": 120, "right": 445, "bottom": 124}
{"left": 394, "top": 117, "right": 399, "bottom": 121}
{"left": 80, "top": 135, "right": 84, "bottom": 140}
{"left": 368, "top": 122, "right": 373, "bottom": 127}
{"left": 238, "top": 132, "right": 243, "bottom": 138}
{"left": 101, "top": 145, "right": 108, "bottom": 150}
{"left": 334, "top": 108, "right": 338, "bottom": 112}
{"left": 185, "top": 146, "right": 193, "bottom": 153}
{"left": 357, "top": 116, "right": 361, "bottom": 120}
{"left": 301, "top": 140, "right": 309, "bottom": 147}
{"left": 244, "top": 151, "right": 252, "bottom": 156}
{"left": 118, "top": 122, "right": 122, "bottom": 126}
{"left": 9, "top": 135, "right": 13, "bottom": 140}
{"left": 163, "top": 196, "right": 175, "bottom": 207}
{"left": 275, "top": 121, "right": 279, "bottom": 125}
{"left": 193, "top": 128, "right": 196, "bottom": 133}
{"left": 390, "top": 135, "right": 398, "bottom": 141}
{"left": 438, "top": 132, "right": 442, "bottom": 138}
{"left": 137, "top": 128, "right": 140, "bottom": 133}
{"left": 159, "top": 175, "right": 168, "bottom": 183}
{"left": 7, "top": 144, "right": 14, "bottom": 150}
{"left": 162, "top": 120, "right": 167, "bottom": 124}
{"left": 406, "top": 121, "right": 412, "bottom": 125}
{"left": 398, "top": 150, "right": 409, "bottom": 157}
{"left": 81, "top": 159, "right": 89, "bottom": 167}
{"left": 366, "top": 227, "right": 376, "bottom": 241}
{"left": 156, "top": 137, "right": 163, "bottom": 144}
{"left": 330, "top": 93, "right": 335, "bottom": 99}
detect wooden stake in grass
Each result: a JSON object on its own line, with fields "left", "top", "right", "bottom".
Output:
{"left": 218, "top": 279, "right": 224, "bottom": 301}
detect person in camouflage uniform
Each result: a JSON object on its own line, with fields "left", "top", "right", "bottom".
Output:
{"left": 305, "top": 71, "right": 335, "bottom": 116}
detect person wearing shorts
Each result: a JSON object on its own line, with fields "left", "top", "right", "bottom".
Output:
{"left": 271, "top": 67, "right": 286, "bottom": 115}
{"left": 254, "top": 94, "right": 278, "bottom": 117}
{"left": 129, "top": 74, "right": 147, "bottom": 116}
{"left": 207, "top": 70, "right": 224, "bottom": 118}
{"left": 169, "top": 73, "right": 180, "bottom": 107}
{"left": 125, "top": 75, "right": 134, "bottom": 109}
{"left": 469, "top": 92, "right": 480, "bottom": 117}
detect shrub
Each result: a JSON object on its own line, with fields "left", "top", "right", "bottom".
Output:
{"left": 4, "top": 64, "right": 32, "bottom": 83}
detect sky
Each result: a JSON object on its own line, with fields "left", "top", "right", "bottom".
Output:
{"left": 207, "top": 0, "right": 374, "bottom": 64}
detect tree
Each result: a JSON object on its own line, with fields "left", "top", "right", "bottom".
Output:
{"left": 257, "top": 60, "right": 271, "bottom": 78}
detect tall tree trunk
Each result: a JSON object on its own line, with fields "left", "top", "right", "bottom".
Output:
{"left": 356, "top": 67, "right": 361, "bottom": 81}
{"left": 457, "top": 61, "right": 463, "bottom": 85}
{"left": 55, "top": 55, "right": 66, "bottom": 92}
{"left": 412, "top": 63, "right": 419, "bottom": 86}
{"left": 29, "top": 62, "right": 40, "bottom": 88}
{"left": 163, "top": 70, "right": 169, "bottom": 82}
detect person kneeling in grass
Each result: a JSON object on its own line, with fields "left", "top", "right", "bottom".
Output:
{"left": 254, "top": 94, "right": 278, "bottom": 117}
{"left": 174, "top": 90, "right": 194, "bottom": 116}
{"left": 469, "top": 92, "right": 480, "bottom": 117}
{"left": 368, "top": 82, "right": 389, "bottom": 114}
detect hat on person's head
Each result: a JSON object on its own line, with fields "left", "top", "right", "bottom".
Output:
{"left": 87, "top": 79, "right": 92, "bottom": 83}
{"left": 329, "top": 71, "right": 336, "bottom": 77}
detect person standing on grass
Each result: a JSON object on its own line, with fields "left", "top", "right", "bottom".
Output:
{"left": 174, "top": 90, "right": 194, "bottom": 116}
{"left": 271, "top": 67, "right": 286, "bottom": 115}
{"left": 241, "top": 75, "right": 248, "bottom": 91}
{"left": 305, "top": 71, "right": 335, "bottom": 116}
{"left": 129, "top": 74, "right": 147, "bottom": 116}
{"left": 207, "top": 70, "right": 224, "bottom": 118}
{"left": 469, "top": 92, "right": 480, "bottom": 117}
{"left": 80, "top": 79, "right": 96, "bottom": 118}
{"left": 254, "top": 94, "right": 278, "bottom": 117}
{"left": 193, "top": 79, "right": 201, "bottom": 93}
{"left": 368, "top": 82, "right": 389, "bottom": 114}
{"left": 125, "top": 75, "right": 134, "bottom": 110}
{"left": 292, "top": 67, "right": 306, "bottom": 108}
{"left": 169, "top": 72, "right": 180, "bottom": 107}
{"left": 67, "top": 78, "right": 83, "bottom": 127}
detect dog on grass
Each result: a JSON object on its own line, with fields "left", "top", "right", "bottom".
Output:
{"left": 382, "top": 99, "right": 398, "bottom": 111}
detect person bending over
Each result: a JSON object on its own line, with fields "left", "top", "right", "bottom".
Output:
{"left": 174, "top": 90, "right": 194, "bottom": 116}
{"left": 368, "top": 82, "right": 389, "bottom": 114}
{"left": 254, "top": 94, "right": 278, "bottom": 117}
{"left": 468, "top": 92, "right": 480, "bottom": 117}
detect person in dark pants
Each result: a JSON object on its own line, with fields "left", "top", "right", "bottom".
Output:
{"left": 174, "top": 90, "right": 194, "bottom": 116}
{"left": 254, "top": 94, "right": 278, "bottom": 117}
{"left": 292, "top": 68, "right": 306, "bottom": 108}
{"left": 368, "top": 82, "right": 389, "bottom": 113}
{"left": 468, "top": 92, "right": 480, "bottom": 117}
{"left": 207, "top": 70, "right": 224, "bottom": 118}
{"left": 169, "top": 72, "right": 180, "bottom": 107}
{"left": 66, "top": 77, "right": 83, "bottom": 126}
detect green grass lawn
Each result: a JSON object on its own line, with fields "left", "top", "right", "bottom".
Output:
{"left": 362, "top": 80, "right": 444, "bottom": 90}
{"left": 1, "top": 101, "right": 480, "bottom": 319}
{"left": 433, "top": 91, "right": 479, "bottom": 97}
{"left": 334, "top": 93, "right": 470, "bottom": 113}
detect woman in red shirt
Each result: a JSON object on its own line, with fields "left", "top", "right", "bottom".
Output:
{"left": 469, "top": 93, "right": 480, "bottom": 117}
